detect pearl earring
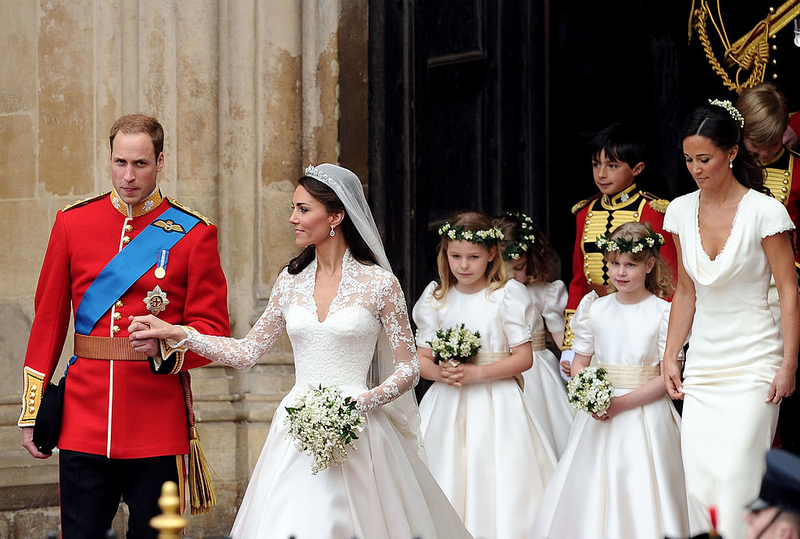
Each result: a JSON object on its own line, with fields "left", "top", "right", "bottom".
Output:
{"left": 729, "top": 159, "right": 734, "bottom": 169}
{"left": 330, "top": 226, "right": 336, "bottom": 237}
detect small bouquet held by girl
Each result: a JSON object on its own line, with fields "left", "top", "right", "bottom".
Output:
{"left": 427, "top": 323, "right": 482, "bottom": 367}
{"left": 566, "top": 365, "right": 615, "bottom": 416}
{"left": 284, "top": 385, "right": 365, "bottom": 474}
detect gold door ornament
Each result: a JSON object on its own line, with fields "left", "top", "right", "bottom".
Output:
{"left": 688, "top": 0, "right": 800, "bottom": 93}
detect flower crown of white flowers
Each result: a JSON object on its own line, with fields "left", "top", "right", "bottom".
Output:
{"left": 502, "top": 212, "right": 536, "bottom": 261}
{"left": 438, "top": 222, "right": 504, "bottom": 246}
{"left": 708, "top": 99, "right": 745, "bottom": 128}
{"left": 595, "top": 231, "right": 665, "bottom": 254}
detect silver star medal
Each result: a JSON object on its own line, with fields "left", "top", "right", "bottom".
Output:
{"left": 144, "top": 285, "right": 170, "bottom": 315}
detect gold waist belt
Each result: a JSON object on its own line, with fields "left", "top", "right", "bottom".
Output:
{"left": 469, "top": 352, "right": 523, "bottom": 391}
{"left": 530, "top": 330, "right": 546, "bottom": 351}
{"left": 596, "top": 363, "right": 660, "bottom": 389}
{"left": 74, "top": 334, "right": 149, "bottom": 361}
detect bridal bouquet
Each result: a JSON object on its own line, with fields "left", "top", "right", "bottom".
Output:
{"left": 567, "top": 366, "right": 615, "bottom": 415}
{"left": 427, "top": 323, "right": 482, "bottom": 366}
{"left": 284, "top": 385, "right": 365, "bottom": 474}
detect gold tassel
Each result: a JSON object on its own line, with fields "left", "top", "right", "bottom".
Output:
{"left": 187, "top": 425, "right": 217, "bottom": 515}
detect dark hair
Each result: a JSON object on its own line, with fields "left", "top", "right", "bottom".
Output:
{"left": 286, "top": 177, "right": 378, "bottom": 274}
{"left": 680, "top": 103, "right": 765, "bottom": 192}
{"left": 109, "top": 113, "right": 164, "bottom": 160}
{"left": 589, "top": 121, "right": 647, "bottom": 168}
{"left": 494, "top": 213, "right": 557, "bottom": 283}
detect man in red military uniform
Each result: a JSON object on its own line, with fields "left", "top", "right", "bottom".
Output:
{"left": 737, "top": 84, "right": 800, "bottom": 456}
{"left": 561, "top": 122, "right": 677, "bottom": 374}
{"left": 18, "top": 114, "right": 230, "bottom": 538}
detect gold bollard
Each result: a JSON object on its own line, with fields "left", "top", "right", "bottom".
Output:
{"left": 150, "top": 481, "right": 188, "bottom": 539}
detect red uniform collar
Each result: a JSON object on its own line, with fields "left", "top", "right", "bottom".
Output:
{"left": 110, "top": 188, "right": 164, "bottom": 218}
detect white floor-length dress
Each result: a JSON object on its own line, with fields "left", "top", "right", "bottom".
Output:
{"left": 181, "top": 250, "right": 473, "bottom": 539}
{"left": 414, "top": 279, "right": 557, "bottom": 539}
{"left": 664, "top": 189, "right": 794, "bottom": 539}
{"left": 521, "top": 280, "right": 573, "bottom": 458}
{"left": 530, "top": 291, "right": 690, "bottom": 539}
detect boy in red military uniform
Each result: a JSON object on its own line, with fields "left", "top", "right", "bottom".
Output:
{"left": 561, "top": 122, "right": 678, "bottom": 374}
{"left": 18, "top": 114, "right": 230, "bottom": 538}
{"left": 737, "top": 83, "right": 800, "bottom": 456}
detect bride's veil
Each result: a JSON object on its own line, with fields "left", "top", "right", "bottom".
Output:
{"left": 304, "top": 164, "right": 425, "bottom": 458}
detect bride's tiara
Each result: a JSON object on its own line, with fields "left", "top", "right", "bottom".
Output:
{"left": 304, "top": 164, "right": 341, "bottom": 190}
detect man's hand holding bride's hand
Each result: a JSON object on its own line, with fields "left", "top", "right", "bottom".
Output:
{"left": 128, "top": 315, "right": 187, "bottom": 354}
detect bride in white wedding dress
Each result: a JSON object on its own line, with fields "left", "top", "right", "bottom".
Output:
{"left": 129, "top": 164, "right": 472, "bottom": 539}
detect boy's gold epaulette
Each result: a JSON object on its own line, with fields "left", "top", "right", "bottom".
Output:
{"left": 571, "top": 195, "right": 599, "bottom": 215}
{"left": 640, "top": 191, "right": 670, "bottom": 213}
{"left": 167, "top": 197, "right": 212, "bottom": 225}
{"left": 63, "top": 191, "right": 112, "bottom": 212}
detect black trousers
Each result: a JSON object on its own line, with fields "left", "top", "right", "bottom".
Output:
{"left": 59, "top": 450, "right": 180, "bottom": 539}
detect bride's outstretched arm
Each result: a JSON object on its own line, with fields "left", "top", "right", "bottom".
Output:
{"left": 354, "top": 274, "right": 420, "bottom": 413}
{"left": 130, "top": 273, "right": 287, "bottom": 369}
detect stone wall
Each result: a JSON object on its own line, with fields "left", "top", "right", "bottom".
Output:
{"left": 0, "top": 1, "right": 368, "bottom": 537}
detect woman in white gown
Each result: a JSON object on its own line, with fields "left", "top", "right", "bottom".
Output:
{"left": 663, "top": 101, "right": 799, "bottom": 539}
{"left": 130, "top": 164, "right": 472, "bottom": 539}
{"left": 495, "top": 212, "right": 573, "bottom": 458}
{"left": 530, "top": 222, "right": 689, "bottom": 539}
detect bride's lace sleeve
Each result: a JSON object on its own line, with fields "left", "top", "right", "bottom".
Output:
{"left": 181, "top": 271, "right": 288, "bottom": 369}
{"left": 355, "top": 273, "right": 420, "bottom": 413}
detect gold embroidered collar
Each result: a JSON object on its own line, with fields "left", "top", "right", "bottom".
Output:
{"left": 760, "top": 146, "right": 786, "bottom": 167}
{"left": 110, "top": 187, "right": 163, "bottom": 218}
{"left": 601, "top": 183, "right": 640, "bottom": 209}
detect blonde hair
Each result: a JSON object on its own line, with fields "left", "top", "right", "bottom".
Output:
{"left": 433, "top": 212, "right": 506, "bottom": 300}
{"left": 604, "top": 222, "right": 674, "bottom": 298}
{"left": 736, "top": 82, "right": 789, "bottom": 148}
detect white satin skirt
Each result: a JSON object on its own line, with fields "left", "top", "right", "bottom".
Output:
{"left": 230, "top": 395, "right": 473, "bottom": 539}
{"left": 530, "top": 393, "right": 690, "bottom": 539}
{"left": 521, "top": 348, "right": 574, "bottom": 458}
{"left": 419, "top": 379, "right": 557, "bottom": 539}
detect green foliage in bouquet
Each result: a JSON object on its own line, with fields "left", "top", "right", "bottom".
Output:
{"left": 427, "top": 323, "right": 482, "bottom": 365}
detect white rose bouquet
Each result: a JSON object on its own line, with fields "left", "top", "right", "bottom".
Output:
{"left": 567, "top": 366, "right": 615, "bottom": 415}
{"left": 427, "top": 323, "right": 482, "bottom": 367}
{"left": 284, "top": 385, "right": 365, "bottom": 474}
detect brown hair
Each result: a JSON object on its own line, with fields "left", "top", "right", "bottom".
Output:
{"left": 286, "top": 176, "right": 378, "bottom": 274}
{"left": 109, "top": 113, "right": 165, "bottom": 160}
{"left": 736, "top": 82, "right": 789, "bottom": 148}
{"left": 604, "top": 222, "right": 674, "bottom": 298}
{"left": 494, "top": 213, "right": 557, "bottom": 283}
{"left": 433, "top": 212, "right": 506, "bottom": 300}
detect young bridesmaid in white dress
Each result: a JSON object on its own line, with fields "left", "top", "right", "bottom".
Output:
{"left": 495, "top": 212, "right": 573, "bottom": 458}
{"left": 530, "top": 222, "right": 690, "bottom": 539}
{"left": 413, "top": 211, "right": 557, "bottom": 539}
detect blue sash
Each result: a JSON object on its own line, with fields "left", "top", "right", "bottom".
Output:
{"left": 68, "top": 206, "right": 200, "bottom": 369}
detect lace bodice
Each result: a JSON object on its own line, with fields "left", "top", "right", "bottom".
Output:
{"left": 182, "top": 250, "right": 420, "bottom": 413}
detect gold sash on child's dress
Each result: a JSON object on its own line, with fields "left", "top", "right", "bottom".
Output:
{"left": 595, "top": 363, "right": 660, "bottom": 389}
{"left": 470, "top": 352, "right": 524, "bottom": 391}
{"left": 530, "top": 330, "right": 546, "bottom": 351}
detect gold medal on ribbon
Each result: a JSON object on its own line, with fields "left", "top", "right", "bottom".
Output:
{"left": 144, "top": 285, "right": 170, "bottom": 315}
{"left": 154, "top": 267, "right": 166, "bottom": 279}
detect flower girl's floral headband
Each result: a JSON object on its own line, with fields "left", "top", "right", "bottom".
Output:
{"left": 438, "top": 222, "right": 504, "bottom": 246}
{"left": 708, "top": 99, "right": 745, "bottom": 128}
{"left": 596, "top": 231, "right": 665, "bottom": 254}
{"left": 501, "top": 212, "right": 536, "bottom": 261}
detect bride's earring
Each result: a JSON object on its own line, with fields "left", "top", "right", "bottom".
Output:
{"left": 729, "top": 159, "right": 734, "bottom": 169}
{"left": 330, "top": 225, "right": 336, "bottom": 237}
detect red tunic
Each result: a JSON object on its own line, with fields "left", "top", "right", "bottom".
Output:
{"left": 563, "top": 184, "right": 677, "bottom": 350}
{"left": 19, "top": 189, "right": 230, "bottom": 459}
